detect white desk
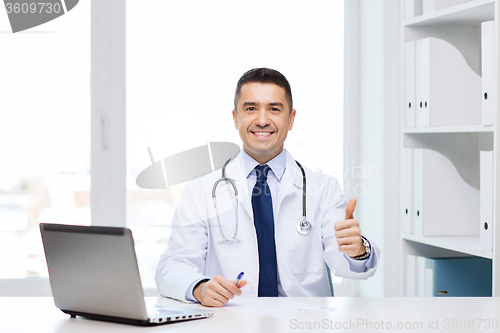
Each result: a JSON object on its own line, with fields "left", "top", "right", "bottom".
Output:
{"left": 1, "top": 297, "right": 500, "bottom": 333}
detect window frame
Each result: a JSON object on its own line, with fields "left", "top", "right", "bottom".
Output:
{"left": 0, "top": 0, "right": 127, "bottom": 296}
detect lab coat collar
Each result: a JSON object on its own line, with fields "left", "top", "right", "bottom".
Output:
{"left": 225, "top": 149, "right": 303, "bottom": 220}
{"left": 241, "top": 149, "right": 287, "bottom": 182}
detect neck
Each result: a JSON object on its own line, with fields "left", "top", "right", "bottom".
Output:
{"left": 243, "top": 146, "right": 283, "bottom": 165}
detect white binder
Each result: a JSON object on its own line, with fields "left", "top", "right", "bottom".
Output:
{"left": 415, "top": 39, "right": 430, "bottom": 127}
{"left": 424, "top": 261, "right": 434, "bottom": 297}
{"left": 406, "top": 254, "right": 416, "bottom": 297}
{"left": 413, "top": 148, "right": 479, "bottom": 236}
{"left": 482, "top": 21, "right": 495, "bottom": 126}
{"left": 416, "top": 256, "right": 426, "bottom": 297}
{"left": 480, "top": 151, "right": 493, "bottom": 252}
{"left": 415, "top": 38, "right": 481, "bottom": 127}
{"left": 405, "top": 0, "right": 423, "bottom": 19}
{"left": 401, "top": 149, "right": 413, "bottom": 234}
{"left": 405, "top": 42, "right": 416, "bottom": 127}
{"left": 412, "top": 149, "right": 424, "bottom": 236}
{"left": 422, "top": 0, "right": 435, "bottom": 15}
{"left": 434, "top": 0, "right": 472, "bottom": 11}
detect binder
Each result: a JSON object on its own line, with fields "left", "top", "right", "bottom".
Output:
{"left": 422, "top": 0, "right": 435, "bottom": 15}
{"left": 482, "top": 21, "right": 495, "bottom": 125}
{"left": 410, "top": 255, "right": 433, "bottom": 297}
{"left": 401, "top": 149, "right": 413, "bottom": 234}
{"left": 431, "top": 257, "right": 492, "bottom": 297}
{"left": 415, "top": 38, "right": 481, "bottom": 127}
{"left": 424, "top": 259, "right": 434, "bottom": 297}
{"left": 434, "top": 0, "right": 472, "bottom": 11}
{"left": 405, "top": 0, "right": 423, "bottom": 19}
{"left": 415, "top": 39, "right": 430, "bottom": 127}
{"left": 406, "top": 255, "right": 416, "bottom": 297}
{"left": 412, "top": 256, "right": 492, "bottom": 297}
{"left": 412, "top": 149, "right": 424, "bottom": 236}
{"left": 480, "top": 151, "right": 493, "bottom": 252}
{"left": 412, "top": 149, "right": 479, "bottom": 236}
{"left": 405, "top": 42, "right": 416, "bottom": 127}
{"left": 416, "top": 256, "right": 426, "bottom": 296}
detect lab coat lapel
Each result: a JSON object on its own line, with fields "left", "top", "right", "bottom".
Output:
{"left": 275, "top": 151, "right": 302, "bottom": 222}
{"left": 225, "top": 152, "right": 253, "bottom": 221}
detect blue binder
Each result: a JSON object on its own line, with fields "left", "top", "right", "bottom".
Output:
{"left": 427, "top": 257, "right": 492, "bottom": 297}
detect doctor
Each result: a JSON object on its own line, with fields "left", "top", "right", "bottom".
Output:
{"left": 156, "top": 68, "right": 380, "bottom": 307}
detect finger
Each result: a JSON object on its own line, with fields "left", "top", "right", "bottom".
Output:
{"left": 211, "top": 276, "right": 237, "bottom": 299}
{"left": 236, "top": 280, "right": 247, "bottom": 289}
{"left": 231, "top": 280, "right": 247, "bottom": 296}
{"left": 338, "top": 243, "right": 360, "bottom": 254}
{"left": 204, "top": 296, "right": 226, "bottom": 308}
{"left": 335, "top": 225, "right": 361, "bottom": 239}
{"left": 207, "top": 288, "right": 230, "bottom": 304}
{"left": 345, "top": 198, "right": 357, "bottom": 220}
{"left": 335, "top": 228, "right": 361, "bottom": 239}
{"left": 334, "top": 219, "right": 359, "bottom": 232}
{"left": 336, "top": 236, "right": 361, "bottom": 246}
{"left": 212, "top": 282, "right": 235, "bottom": 300}
{"left": 220, "top": 278, "right": 243, "bottom": 297}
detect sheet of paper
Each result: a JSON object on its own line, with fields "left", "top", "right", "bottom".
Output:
{"left": 224, "top": 297, "right": 334, "bottom": 316}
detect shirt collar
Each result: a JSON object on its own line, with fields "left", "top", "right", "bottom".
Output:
{"left": 241, "top": 149, "right": 287, "bottom": 182}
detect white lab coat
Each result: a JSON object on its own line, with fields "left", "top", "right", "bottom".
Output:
{"left": 155, "top": 150, "right": 380, "bottom": 301}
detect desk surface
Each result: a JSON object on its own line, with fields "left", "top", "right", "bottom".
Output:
{"left": 1, "top": 296, "right": 499, "bottom": 333}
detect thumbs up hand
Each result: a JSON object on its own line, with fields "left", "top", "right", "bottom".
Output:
{"left": 334, "top": 198, "right": 366, "bottom": 258}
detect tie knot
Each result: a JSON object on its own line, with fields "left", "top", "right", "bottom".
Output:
{"left": 255, "top": 165, "right": 270, "bottom": 183}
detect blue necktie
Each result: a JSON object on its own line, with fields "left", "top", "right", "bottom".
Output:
{"left": 252, "top": 165, "right": 278, "bottom": 297}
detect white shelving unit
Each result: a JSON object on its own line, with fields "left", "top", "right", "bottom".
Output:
{"left": 400, "top": 0, "right": 499, "bottom": 296}
{"left": 404, "top": 125, "right": 494, "bottom": 133}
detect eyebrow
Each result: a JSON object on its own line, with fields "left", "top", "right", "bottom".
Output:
{"left": 241, "top": 102, "right": 284, "bottom": 108}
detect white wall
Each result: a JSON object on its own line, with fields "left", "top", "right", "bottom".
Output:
{"left": 344, "top": 0, "right": 402, "bottom": 297}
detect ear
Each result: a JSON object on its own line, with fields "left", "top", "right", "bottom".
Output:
{"left": 288, "top": 109, "right": 296, "bottom": 131}
{"left": 232, "top": 109, "right": 239, "bottom": 129}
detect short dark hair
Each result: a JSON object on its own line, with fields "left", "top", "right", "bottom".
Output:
{"left": 234, "top": 68, "right": 293, "bottom": 113}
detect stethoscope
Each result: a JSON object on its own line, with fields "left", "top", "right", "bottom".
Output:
{"left": 212, "top": 158, "right": 312, "bottom": 243}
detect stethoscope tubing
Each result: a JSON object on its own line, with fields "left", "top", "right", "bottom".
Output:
{"left": 212, "top": 158, "right": 310, "bottom": 242}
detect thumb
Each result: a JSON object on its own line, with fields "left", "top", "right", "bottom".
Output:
{"left": 345, "top": 198, "right": 357, "bottom": 220}
{"left": 236, "top": 280, "right": 247, "bottom": 288}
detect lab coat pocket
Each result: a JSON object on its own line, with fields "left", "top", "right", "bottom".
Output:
{"left": 288, "top": 222, "right": 323, "bottom": 274}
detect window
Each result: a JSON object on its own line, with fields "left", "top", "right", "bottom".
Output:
{"left": 0, "top": 2, "right": 90, "bottom": 279}
{"left": 126, "top": 0, "right": 344, "bottom": 289}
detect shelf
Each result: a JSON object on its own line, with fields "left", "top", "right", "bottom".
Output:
{"left": 404, "top": 0, "right": 494, "bottom": 26}
{"left": 403, "top": 125, "right": 494, "bottom": 133}
{"left": 402, "top": 234, "right": 493, "bottom": 259}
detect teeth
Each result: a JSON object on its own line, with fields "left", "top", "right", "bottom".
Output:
{"left": 254, "top": 132, "right": 271, "bottom": 136}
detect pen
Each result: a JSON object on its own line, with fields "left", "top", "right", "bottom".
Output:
{"left": 236, "top": 272, "right": 244, "bottom": 287}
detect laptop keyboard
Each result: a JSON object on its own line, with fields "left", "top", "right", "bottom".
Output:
{"left": 146, "top": 304, "right": 183, "bottom": 318}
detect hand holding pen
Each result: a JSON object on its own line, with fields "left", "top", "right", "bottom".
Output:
{"left": 193, "top": 272, "right": 246, "bottom": 307}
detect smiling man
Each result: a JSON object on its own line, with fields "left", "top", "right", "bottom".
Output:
{"left": 156, "top": 68, "right": 380, "bottom": 307}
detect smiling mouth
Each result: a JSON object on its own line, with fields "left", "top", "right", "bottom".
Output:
{"left": 251, "top": 131, "right": 274, "bottom": 137}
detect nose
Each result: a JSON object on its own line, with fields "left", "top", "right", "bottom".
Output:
{"left": 255, "top": 109, "right": 270, "bottom": 127}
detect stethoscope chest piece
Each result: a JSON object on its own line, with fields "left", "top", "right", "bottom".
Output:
{"left": 297, "top": 220, "right": 312, "bottom": 235}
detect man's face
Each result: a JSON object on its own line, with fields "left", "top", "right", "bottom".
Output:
{"left": 232, "top": 82, "right": 296, "bottom": 164}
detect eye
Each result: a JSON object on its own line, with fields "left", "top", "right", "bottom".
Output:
{"left": 246, "top": 107, "right": 256, "bottom": 111}
{"left": 271, "top": 107, "right": 280, "bottom": 112}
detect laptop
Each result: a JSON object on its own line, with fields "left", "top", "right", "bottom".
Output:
{"left": 39, "top": 223, "right": 213, "bottom": 326}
